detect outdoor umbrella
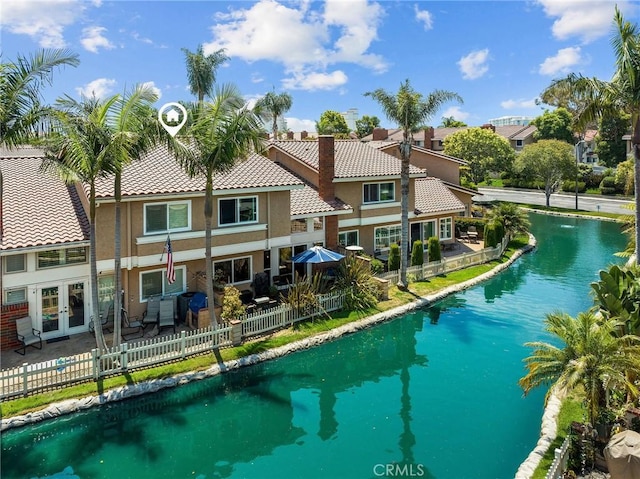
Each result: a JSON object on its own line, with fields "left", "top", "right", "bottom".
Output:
{"left": 291, "top": 245, "right": 345, "bottom": 264}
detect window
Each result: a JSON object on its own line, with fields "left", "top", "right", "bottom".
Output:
{"left": 422, "top": 220, "right": 436, "bottom": 249}
{"left": 339, "top": 230, "right": 359, "bottom": 247}
{"left": 313, "top": 217, "right": 323, "bottom": 231}
{"left": 213, "top": 257, "right": 251, "bottom": 284}
{"left": 37, "top": 248, "right": 87, "bottom": 269}
{"left": 516, "top": 139, "right": 523, "bottom": 148}
{"left": 219, "top": 197, "right": 257, "bottom": 226}
{"left": 374, "top": 225, "right": 402, "bottom": 250}
{"left": 144, "top": 201, "right": 190, "bottom": 235}
{"left": 439, "top": 217, "right": 453, "bottom": 240}
{"left": 363, "top": 182, "right": 395, "bottom": 204}
{"left": 291, "top": 219, "right": 306, "bottom": 233}
{"left": 140, "top": 267, "right": 185, "bottom": 300}
{"left": 4, "top": 254, "right": 25, "bottom": 273}
{"left": 4, "top": 287, "right": 27, "bottom": 304}
{"left": 98, "top": 275, "right": 115, "bottom": 304}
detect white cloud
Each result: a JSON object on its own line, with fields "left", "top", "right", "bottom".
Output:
{"left": 539, "top": 47, "right": 582, "bottom": 76}
{"left": 282, "top": 70, "right": 348, "bottom": 91}
{"left": 75, "top": 78, "right": 117, "bottom": 99}
{"left": 414, "top": 4, "right": 433, "bottom": 30}
{"left": 81, "top": 26, "right": 115, "bottom": 53}
{"left": 500, "top": 98, "right": 538, "bottom": 109}
{"left": 1, "top": 0, "right": 86, "bottom": 47}
{"left": 141, "top": 81, "right": 162, "bottom": 100}
{"left": 536, "top": 0, "right": 627, "bottom": 43}
{"left": 285, "top": 117, "right": 317, "bottom": 133}
{"left": 204, "top": 0, "right": 387, "bottom": 92}
{"left": 457, "top": 49, "right": 490, "bottom": 80}
{"left": 441, "top": 106, "right": 470, "bottom": 122}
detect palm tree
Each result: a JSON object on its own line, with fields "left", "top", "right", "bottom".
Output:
{"left": 178, "top": 84, "right": 265, "bottom": 326}
{"left": 109, "top": 84, "right": 159, "bottom": 346}
{"left": 541, "top": 8, "right": 640, "bottom": 264}
{"left": 181, "top": 45, "right": 228, "bottom": 105}
{"left": 484, "top": 202, "right": 531, "bottom": 239}
{"left": 254, "top": 88, "right": 293, "bottom": 139}
{"left": 42, "top": 94, "right": 121, "bottom": 352}
{"left": 519, "top": 311, "right": 640, "bottom": 425}
{"left": 365, "top": 79, "right": 462, "bottom": 288}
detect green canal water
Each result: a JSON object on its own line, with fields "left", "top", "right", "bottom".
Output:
{"left": 1, "top": 213, "right": 627, "bottom": 479}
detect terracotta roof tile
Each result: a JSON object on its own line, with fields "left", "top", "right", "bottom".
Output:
{"left": 93, "top": 145, "right": 303, "bottom": 199}
{"left": 271, "top": 139, "right": 425, "bottom": 178}
{"left": 414, "top": 178, "right": 466, "bottom": 215}
{"left": 290, "top": 185, "right": 352, "bottom": 216}
{"left": 1, "top": 155, "right": 89, "bottom": 251}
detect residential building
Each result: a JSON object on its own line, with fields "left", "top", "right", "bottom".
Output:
{"left": 488, "top": 116, "right": 534, "bottom": 127}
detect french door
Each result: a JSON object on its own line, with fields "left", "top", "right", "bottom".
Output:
{"left": 38, "top": 281, "right": 88, "bottom": 338}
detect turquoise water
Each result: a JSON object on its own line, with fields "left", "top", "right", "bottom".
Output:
{"left": 1, "top": 214, "right": 627, "bottom": 479}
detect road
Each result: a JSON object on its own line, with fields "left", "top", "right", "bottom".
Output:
{"left": 477, "top": 187, "right": 634, "bottom": 216}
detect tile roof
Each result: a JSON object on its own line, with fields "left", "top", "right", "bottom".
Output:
{"left": 271, "top": 139, "right": 425, "bottom": 179}
{"left": 290, "top": 185, "right": 352, "bottom": 216}
{"left": 1, "top": 154, "right": 90, "bottom": 251}
{"left": 93, "top": 145, "right": 303, "bottom": 199}
{"left": 367, "top": 141, "right": 467, "bottom": 165}
{"left": 414, "top": 178, "right": 466, "bottom": 215}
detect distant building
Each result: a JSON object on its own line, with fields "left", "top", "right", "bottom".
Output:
{"left": 341, "top": 108, "right": 358, "bottom": 131}
{"left": 488, "top": 116, "right": 535, "bottom": 127}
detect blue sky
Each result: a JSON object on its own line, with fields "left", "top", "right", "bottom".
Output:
{"left": 2, "top": 0, "right": 638, "bottom": 132}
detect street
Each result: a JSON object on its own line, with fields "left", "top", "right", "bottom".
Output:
{"left": 477, "top": 187, "right": 634, "bottom": 216}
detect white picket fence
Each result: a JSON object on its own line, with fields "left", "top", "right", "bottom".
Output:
{"left": 0, "top": 291, "right": 344, "bottom": 400}
{"left": 545, "top": 436, "right": 572, "bottom": 479}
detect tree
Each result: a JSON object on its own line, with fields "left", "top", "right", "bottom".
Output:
{"left": 531, "top": 107, "right": 574, "bottom": 143}
{"left": 316, "top": 110, "right": 350, "bottom": 137}
{"left": 254, "top": 88, "right": 293, "bottom": 139}
{"left": 181, "top": 45, "right": 228, "bottom": 104}
{"left": 519, "top": 311, "right": 640, "bottom": 425}
{"left": 515, "top": 139, "right": 576, "bottom": 207}
{"left": 439, "top": 116, "right": 467, "bottom": 127}
{"left": 365, "top": 79, "right": 462, "bottom": 288}
{"left": 541, "top": 8, "right": 640, "bottom": 264}
{"left": 484, "top": 202, "right": 530, "bottom": 238}
{"left": 443, "top": 127, "right": 515, "bottom": 184}
{"left": 596, "top": 110, "right": 631, "bottom": 167}
{"left": 178, "top": 84, "right": 264, "bottom": 327}
{"left": 355, "top": 115, "right": 381, "bottom": 138}
{"left": 42, "top": 94, "right": 121, "bottom": 352}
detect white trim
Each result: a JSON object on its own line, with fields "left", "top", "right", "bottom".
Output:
{"left": 333, "top": 173, "right": 425, "bottom": 182}
{"left": 361, "top": 201, "right": 401, "bottom": 211}
{"left": 0, "top": 241, "right": 90, "bottom": 256}
{"left": 212, "top": 223, "right": 266, "bottom": 236}
{"left": 218, "top": 195, "right": 258, "bottom": 227}
{"left": 143, "top": 199, "right": 192, "bottom": 236}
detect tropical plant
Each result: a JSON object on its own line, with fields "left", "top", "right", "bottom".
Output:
{"left": 439, "top": 116, "right": 467, "bottom": 127}
{"left": 285, "top": 273, "right": 331, "bottom": 319}
{"left": 42, "top": 94, "right": 122, "bottom": 352}
{"left": 181, "top": 45, "right": 228, "bottom": 104}
{"left": 591, "top": 264, "right": 640, "bottom": 335}
{"left": 411, "top": 240, "right": 424, "bottom": 266}
{"left": 315, "top": 110, "right": 350, "bottom": 137}
{"left": 254, "top": 88, "right": 293, "bottom": 139}
{"left": 484, "top": 202, "right": 530, "bottom": 238}
{"left": 334, "top": 257, "right": 378, "bottom": 312}
{"left": 540, "top": 8, "right": 640, "bottom": 263}
{"left": 519, "top": 311, "right": 640, "bottom": 425}
{"left": 515, "top": 139, "right": 576, "bottom": 207}
{"left": 365, "top": 79, "right": 462, "bottom": 288}
{"left": 177, "top": 84, "right": 265, "bottom": 327}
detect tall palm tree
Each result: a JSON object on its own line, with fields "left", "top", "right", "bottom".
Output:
{"left": 365, "top": 79, "right": 462, "bottom": 288}
{"left": 541, "top": 8, "right": 640, "bottom": 264}
{"left": 181, "top": 45, "right": 228, "bottom": 105}
{"left": 519, "top": 311, "right": 640, "bottom": 425}
{"left": 42, "top": 94, "right": 121, "bottom": 352}
{"left": 484, "top": 202, "right": 531, "bottom": 238}
{"left": 178, "top": 84, "right": 265, "bottom": 326}
{"left": 254, "top": 88, "right": 293, "bottom": 139}
{"left": 109, "top": 84, "right": 159, "bottom": 346}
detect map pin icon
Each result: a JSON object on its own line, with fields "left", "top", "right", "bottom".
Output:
{"left": 158, "top": 102, "right": 187, "bottom": 137}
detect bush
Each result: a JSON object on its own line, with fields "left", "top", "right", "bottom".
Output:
{"left": 427, "top": 236, "right": 441, "bottom": 262}
{"left": 335, "top": 257, "right": 378, "bottom": 311}
{"left": 600, "top": 176, "right": 617, "bottom": 188}
{"left": 220, "top": 285, "right": 246, "bottom": 322}
{"left": 411, "top": 240, "right": 424, "bottom": 266}
{"left": 600, "top": 186, "right": 617, "bottom": 195}
{"left": 484, "top": 221, "right": 502, "bottom": 248}
{"left": 370, "top": 258, "right": 384, "bottom": 274}
{"left": 561, "top": 180, "right": 586, "bottom": 193}
{"left": 388, "top": 243, "right": 400, "bottom": 271}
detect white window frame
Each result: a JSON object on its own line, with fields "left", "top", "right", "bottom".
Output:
{"left": 213, "top": 256, "right": 252, "bottom": 286}
{"left": 143, "top": 200, "right": 191, "bottom": 235}
{"left": 3, "top": 254, "right": 26, "bottom": 273}
{"left": 4, "top": 287, "right": 27, "bottom": 305}
{"left": 374, "top": 224, "right": 402, "bottom": 250}
{"left": 139, "top": 265, "right": 186, "bottom": 301}
{"left": 363, "top": 182, "right": 395, "bottom": 204}
{"left": 37, "top": 247, "right": 88, "bottom": 269}
{"left": 218, "top": 196, "right": 258, "bottom": 227}
{"left": 338, "top": 230, "right": 360, "bottom": 247}
{"left": 439, "top": 217, "right": 453, "bottom": 241}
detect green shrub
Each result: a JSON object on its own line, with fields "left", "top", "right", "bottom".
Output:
{"left": 600, "top": 186, "right": 617, "bottom": 195}
{"left": 388, "top": 243, "right": 400, "bottom": 271}
{"left": 561, "top": 180, "right": 586, "bottom": 193}
{"left": 600, "top": 176, "right": 617, "bottom": 188}
{"left": 411, "top": 240, "right": 424, "bottom": 266}
{"left": 370, "top": 258, "right": 384, "bottom": 274}
{"left": 427, "top": 236, "right": 441, "bottom": 262}
{"left": 221, "top": 285, "right": 246, "bottom": 322}
{"left": 483, "top": 221, "right": 502, "bottom": 248}
{"left": 335, "top": 257, "right": 378, "bottom": 311}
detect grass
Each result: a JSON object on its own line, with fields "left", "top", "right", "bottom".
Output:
{"left": 516, "top": 203, "right": 624, "bottom": 221}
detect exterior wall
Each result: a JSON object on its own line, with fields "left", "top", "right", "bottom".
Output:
{"left": 269, "top": 149, "right": 319, "bottom": 186}
{"left": 334, "top": 179, "right": 410, "bottom": 221}
{"left": 387, "top": 148, "right": 461, "bottom": 185}
{"left": 1, "top": 302, "right": 29, "bottom": 350}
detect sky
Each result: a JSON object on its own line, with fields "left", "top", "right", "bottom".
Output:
{"left": 2, "top": 0, "right": 639, "bottom": 133}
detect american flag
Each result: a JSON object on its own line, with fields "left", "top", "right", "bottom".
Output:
{"left": 165, "top": 236, "right": 175, "bottom": 284}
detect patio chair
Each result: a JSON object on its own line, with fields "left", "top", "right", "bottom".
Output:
{"left": 121, "top": 309, "right": 144, "bottom": 340}
{"left": 158, "top": 299, "right": 176, "bottom": 334}
{"left": 14, "top": 316, "right": 42, "bottom": 355}
{"left": 143, "top": 295, "right": 161, "bottom": 327}
{"left": 100, "top": 301, "right": 114, "bottom": 333}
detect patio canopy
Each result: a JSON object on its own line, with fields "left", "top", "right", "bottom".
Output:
{"left": 291, "top": 245, "right": 345, "bottom": 264}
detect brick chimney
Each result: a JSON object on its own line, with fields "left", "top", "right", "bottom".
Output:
{"left": 481, "top": 124, "right": 496, "bottom": 133}
{"left": 372, "top": 128, "right": 388, "bottom": 141}
{"left": 424, "top": 127, "right": 434, "bottom": 148}
{"left": 301, "top": 130, "right": 308, "bottom": 140}
{"left": 318, "top": 135, "right": 338, "bottom": 250}
{"left": 286, "top": 131, "right": 294, "bottom": 140}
